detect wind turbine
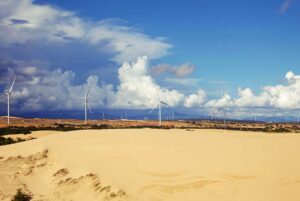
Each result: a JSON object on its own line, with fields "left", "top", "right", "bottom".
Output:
{"left": 82, "top": 86, "right": 92, "bottom": 125}
{"left": 147, "top": 87, "right": 169, "bottom": 126}
{"left": 214, "top": 104, "right": 227, "bottom": 128}
{"left": 5, "top": 75, "right": 16, "bottom": 124}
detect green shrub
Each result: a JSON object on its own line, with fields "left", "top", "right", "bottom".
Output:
{"left": 273, "top": 127, "right": 290, "bottom": 133}
{"left": 0, "top": 127, "right": 31, "bottom": 135}
{"left": 0, "top": 137, "right": 26, "bottom": 146}
{"left": 12, "top": 189, "right": 31, "bottom": 201}
{"left": 0, "top": 137, "right": 14, "bottom": 145}
{"left": 90, "top": 124, "right": 111, "bottom": 129}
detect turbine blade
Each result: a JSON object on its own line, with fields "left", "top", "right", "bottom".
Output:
{"left": 155, "top": 85, "right": 160, "bottom": 101}
{"left": 10, "top": 93, "right": 14, "bottom": 104}
{"left": 87, "top": 102, "right": 92, "bottom": 113}
{"left": 147, "top": 104, "right": 159, "bottom": 116}
{"left": 9, "top": 75, "right": 16, "bottom": 92}
{"left": 86, "top": 86, "right": 92, "bottom": 97}
{"left": 213, "top": 108, "right": 222, "bottom": 116}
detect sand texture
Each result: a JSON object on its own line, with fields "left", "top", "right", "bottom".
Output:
{"left": 0, "top": 129, "right": 300, "bottom": 201}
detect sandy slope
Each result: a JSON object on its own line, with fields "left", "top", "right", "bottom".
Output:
{"left": 3, "top": 130, "right": 61, "bottom": 140}
{"left": 1, "top": 129, "right": 300, "bottom": 201}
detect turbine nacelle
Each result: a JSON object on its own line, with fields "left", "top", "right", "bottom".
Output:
{"left": 160, "top": 101, "right": 169, "bottom": 106}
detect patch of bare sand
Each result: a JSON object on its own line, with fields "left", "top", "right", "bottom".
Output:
{"left": 0, "top": 129, "right": 300, "bottom": 201}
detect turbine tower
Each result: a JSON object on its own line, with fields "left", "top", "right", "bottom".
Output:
{"left": 155, "top": 87, "right": 169, "bottom": 126}
{"left": 5, "top": 75, "right": 16, "bottom": 124}
{"left": 223, "top": 104, "right": 227, "bottom": 128}
{"left": 146, "top": 87, "right": 169, "bottom": 126}
{"left": 214, "top": 104, "right": 227, "bottom": 129}
{"left": 83, "top": 86, "right": 92, "bottom": 125}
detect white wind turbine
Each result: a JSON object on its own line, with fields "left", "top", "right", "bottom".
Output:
{"left": 82, "top": 86, "right": 92, "bottom": 125}
{"left": 147, "top": 87, "right": 169, "bottom": 126}
{"left": 5, "top": 75, "right": 16, "bottom": 124}
{"left": 214, "top": 104, "right": 227, "bottom": 128}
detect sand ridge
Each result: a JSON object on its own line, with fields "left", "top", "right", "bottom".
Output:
{"left": 0, "top": 148, "right": 127, "bottom": 201}
{"left": 1, "top": 129, "right": 300, "bottom": 201}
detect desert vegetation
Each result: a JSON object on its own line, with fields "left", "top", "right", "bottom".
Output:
{"left": 12, "top": 189, "right": 32, "bottom": 201}
{"left": 0, "top": 136, "right": 27, "bottom": 146}
{"left": 1, "top": 117, "right": 300, "bottom": 136}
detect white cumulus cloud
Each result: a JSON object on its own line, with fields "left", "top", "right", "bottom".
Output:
{"left": 0, "top": 0, "right": 171, "bottom": 63}
{"left": 5, "top": 60, "right": 300, "bottom": 114}
{"left": 206, "top": 93, "right": 233, "bottom": 108}
{"left": 112, "top": 56, "right": 185, "bottom": 108}
{"left": 1, "top": 56, "right": 187, "bottom": 111}
{"left": 206, "top": 71, "right": 300, "bottom": 109}
{"left": 184, "top": 89, "right": 207, "bottom": 108}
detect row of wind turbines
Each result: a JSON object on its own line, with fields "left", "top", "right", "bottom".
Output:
{"left": 2, "top": 75, "right": 93, "bottom": 125}
{"left": 82, "top": 85, "right": 171, "bottom": 126}
{"left": 9, "top": 72, "right": 300, "bottom": 126}
{"left": 3, "top": 74, "right": 227, "bottom": 126}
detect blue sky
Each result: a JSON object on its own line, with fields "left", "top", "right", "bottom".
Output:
{"left": 35, "top": 0, "right": 300, "bottom": 90}
{"left": 1, "top": 0, "right": 300, "bottom": 118}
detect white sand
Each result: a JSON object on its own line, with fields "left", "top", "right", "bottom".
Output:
{"left": 1, "top": 129, "right": 300, "bottom": 201}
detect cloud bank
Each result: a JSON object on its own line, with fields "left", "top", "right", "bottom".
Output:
{"left": 2, "top": 55, "right": 300, "bottom": 114}
{"left": 0, "top": 0, "right": 171, "bottom": 64}
{"left": 1, "top": 56, "right": 186, "bottom": 111}
{"left": 206, "top": 71, "right": 300, "bottom": 109}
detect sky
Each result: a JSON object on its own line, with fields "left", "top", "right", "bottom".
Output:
{"left": 0, "top": 0, "right": 300, "bottom": 119}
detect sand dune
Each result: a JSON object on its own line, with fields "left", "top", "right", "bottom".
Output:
{"left": 3, "top": 130, "right": 61, "bottom": 140}
{"left": 1, "top": 129, "right": 300, "bottom": 201}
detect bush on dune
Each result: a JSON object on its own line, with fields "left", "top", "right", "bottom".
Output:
{"left": 12, "top": 189, "right": 32, "bottom": 201}
{"left": 0, "top": 136, "right": 26, "bottom": 146}
{"left": 0, "top": 136, "right": 14, "bottom": 145}
{"left": 0, "top": 127, "right": 31, "bottom": 135}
